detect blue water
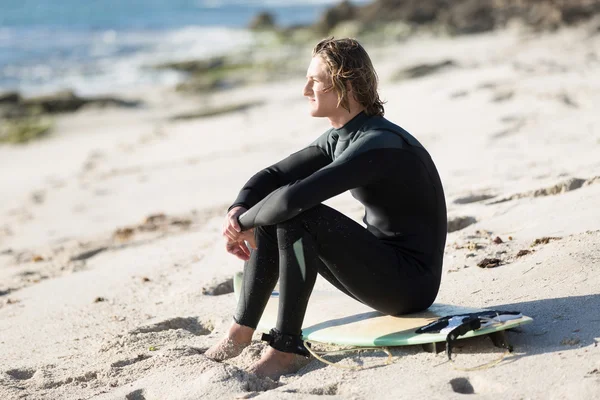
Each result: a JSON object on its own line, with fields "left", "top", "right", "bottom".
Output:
{"left": 0, "top": 0, "right": 368, "bottom": 95}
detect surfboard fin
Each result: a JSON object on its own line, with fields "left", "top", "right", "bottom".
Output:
{"left": 445, "top": 317, "right": 482, "bottom": 360}
{"left": 261, "top": 328, "right": 311, "bottom": 358}
{"left": 415, "top": 310, "right": 521, "bottom": 360}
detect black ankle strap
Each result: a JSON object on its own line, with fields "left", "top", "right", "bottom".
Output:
{"left": 261, "top": 328, "right": 311, "bottom": 358}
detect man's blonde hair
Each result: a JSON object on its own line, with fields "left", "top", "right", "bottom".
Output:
{"left": 312, "top": 37, "right": 385, "bottom": 117}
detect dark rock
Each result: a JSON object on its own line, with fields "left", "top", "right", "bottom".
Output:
{"left": 315, "top": 0, "right": 357, "bottom": 33}
{"left": 0, "top": 91, "right": 20, "bottom": 104}
{"left": 516, "top": 249, "right": 531, "bottom": 257}
{"left": 561, "top": 1, "right": 600, "bottom": 24}
{"left": 360, "top": 0, "right": 447, "bottom": 24}
{"left": 446, "top": 0, "right": 497, "bottom": 34}
{"left": 531, "top": 236, "right": 561, "bottom": 247}
{"left": 477, "top": 258, "right": 502, "bottom": 268}
{"left": 351, "top": 0, "right": 600, "bottom": 34}
{"left": 153, "top": 57, "right": 226, "bottom": 74}
{"left": 249, "top": 11, "right": 277, "bottom": 30}
{"left": 83, "top": 96, "right": 141, "bottom": 109}
{"left": 20, "top": 90, "right": 141, "bottom": 114}
{"left": 22, "top": 90, "right": 86, "bottom": 113}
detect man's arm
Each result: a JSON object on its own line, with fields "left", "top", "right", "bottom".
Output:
{"left": 229, "top": 139, "right": 332, "bottom": 211}
{"left": 238, "top": 142, "right": 393, "bottom": 230}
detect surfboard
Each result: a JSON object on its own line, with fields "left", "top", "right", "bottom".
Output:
{"left": 232, "top": 271, "right": 533, "bottom": 348}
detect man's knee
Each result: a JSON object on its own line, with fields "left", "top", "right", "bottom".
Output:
{"left": 278, "top": 204, "right": 327, "bottom": 228}
{"left": 255, "top": 224, "right": 277, "bottom": 245}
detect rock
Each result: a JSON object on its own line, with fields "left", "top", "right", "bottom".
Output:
{"left": 351, "top": 0, "right": 600, "bottom": 34}
{"left": 516, "top": 249, "right": 532, "bottom": 257}
{"left": 360, "top": 0, "right": 446, "bottom": 24}
{"left": 20, "top": 90, "right": 141, "bottom": 114}
{"left": 477, "top": 258, "right": 502, "bottom": 268}
{"left": 446, "top": 0, "right": 497, "bottom": 34}
{"left": 561, "top": 1, "right": 600, "bottom": 24}
{"left": 248, "top": 11, "right": 276, "bottom": 30}
{"left": 22, "top": 90, "right": 85, "bottom": 113}
{"left": 531, "top": 237, "right": 562, "bottom": 247}
{"left": 0, "top": 91, "right": 20, "bottom": 104}
{"left": 82, "top": 96, "right": 141, "bottom": 109}
{"left": 315, "top": 0, "right": 357, "bottom": 33}
{"left": 153, "top": 57, "right": 226, "bottom": 74}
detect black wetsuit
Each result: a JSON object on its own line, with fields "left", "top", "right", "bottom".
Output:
{"left": 230, "top": 111, "right": 447, "bottom": 336}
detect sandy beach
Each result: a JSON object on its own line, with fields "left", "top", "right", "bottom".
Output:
{"left": 1, "top": 18, "right": 600, "bottom": 399}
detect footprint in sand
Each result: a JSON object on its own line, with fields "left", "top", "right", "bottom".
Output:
{"left": 129, "top": 317, "right": 213, "bottom": 336}
{"left": 489, "top": 177, "right": 593, "bottom": 204}
{"left": 125, "top": 388, "right": 147, "bottom": 400}
{"left": 449, "top": 377, "right": 475, "bottom": 394}
{"left": 447, "top": 216, "right": 477, "bottom": 233}
{"left": 454, "top": 193, "right": 496, "bottom": 204}
{"left": 110, "top": 354, "right": 152, "bottom": 368}
{"left": 306, "top": 382, "right": 340, "bottom": 395}
{"left": 5, "top": 368, "right": 36, "bottom": 380}
{"left": 202, "top": 277, "right": 234, "bottom": 296}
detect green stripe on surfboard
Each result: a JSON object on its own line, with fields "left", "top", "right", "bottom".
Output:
{"left": 233, "top": 271, "right": 533, "bottom": 347}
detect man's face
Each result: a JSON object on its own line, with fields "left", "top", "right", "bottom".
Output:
{"left": 303, "top": 56, "right": 339, "bottom": 118}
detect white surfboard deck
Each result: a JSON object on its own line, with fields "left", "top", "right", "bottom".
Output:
{"left": 233, "top": 271, "right": 533, "bottom": 347}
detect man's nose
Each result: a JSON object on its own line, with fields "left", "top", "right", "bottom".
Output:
{"left": 303, "top": 82, "right": 312, "bottom": 97}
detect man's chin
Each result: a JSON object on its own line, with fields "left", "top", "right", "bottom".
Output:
{"left": 309, "top": 108, "right": 324, "bottom": 118}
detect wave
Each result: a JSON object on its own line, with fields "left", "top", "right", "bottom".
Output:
{"left": 0, "top": 25, "right": 255, "bottom": 96}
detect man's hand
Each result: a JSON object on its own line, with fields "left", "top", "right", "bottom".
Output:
{"left": 223, "top": 206, "right": 247, "bottom": 242}
{"left": 225, "top": 230, "right": 257, "bottom": 261}
{"left": 223, "top": 206, "right": 257, "bottom": 261}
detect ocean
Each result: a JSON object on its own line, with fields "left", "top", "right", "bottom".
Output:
{"left": 0, "top": 0, "right": 368, "bottom": 96}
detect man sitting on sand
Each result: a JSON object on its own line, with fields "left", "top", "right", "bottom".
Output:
{"left": 205, "top": 37, "right": 447, "bottom": 380}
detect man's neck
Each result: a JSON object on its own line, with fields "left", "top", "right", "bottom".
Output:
{"left": 328, "top": 106, "right": 365, "bottom": 129}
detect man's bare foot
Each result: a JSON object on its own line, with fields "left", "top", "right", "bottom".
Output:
{"left": 248, "top": 347, "right": 311, "bottom": 380}
{"left": 205, "top": 322, "right": 254, "bottom": 361}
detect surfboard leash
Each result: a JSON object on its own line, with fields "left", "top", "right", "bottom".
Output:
{"left": 303, "top": 340, "right": 393, "bottom": 371}
{"left": 448, "top": 349, "right": 511, "bottom": 372}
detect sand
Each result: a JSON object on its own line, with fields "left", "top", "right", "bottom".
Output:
{"left": 1, "top": 22, "right": 599, "bottom": 399}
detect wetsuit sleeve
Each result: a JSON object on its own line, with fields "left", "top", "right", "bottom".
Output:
{"left": 238, "top": 138, "right": 392, "bottom": 230}
{"left": 229, "top": 141, "right": 332, "bottom": 212}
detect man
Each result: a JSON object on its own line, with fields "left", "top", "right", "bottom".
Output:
{"left": 206, "top": 38, "right": 447, "bottom": 380}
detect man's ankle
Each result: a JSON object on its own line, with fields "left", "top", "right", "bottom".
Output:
{"left": 228, "top": 322, "right": 254, "bottom": 343}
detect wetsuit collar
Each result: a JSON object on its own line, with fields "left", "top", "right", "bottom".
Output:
{"left": 334, "top": 111, "right": 370, "bottom": 140}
